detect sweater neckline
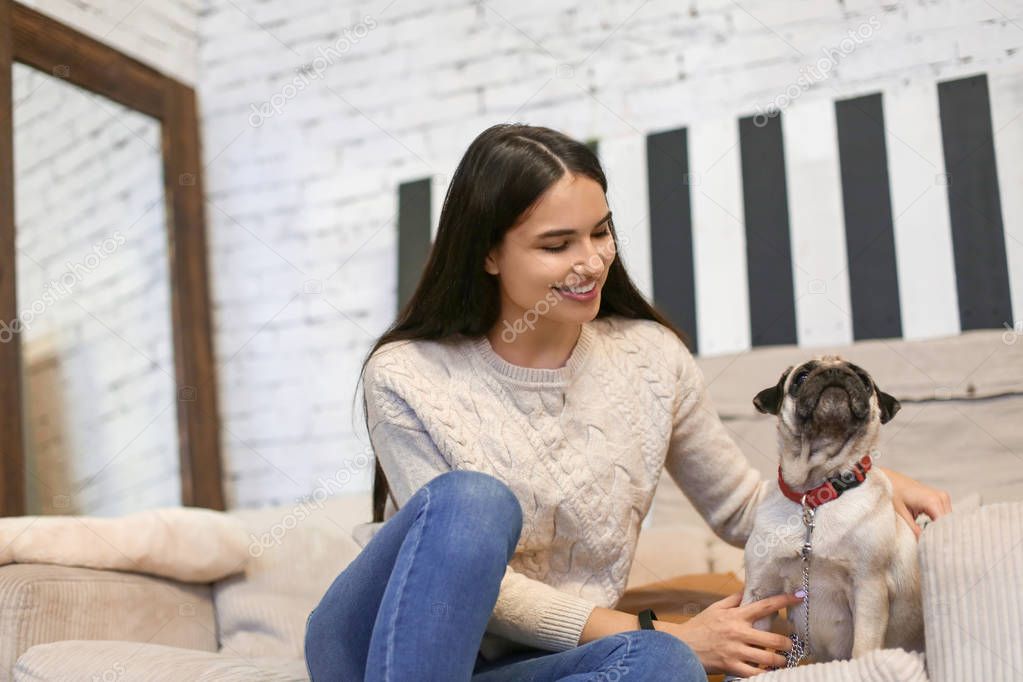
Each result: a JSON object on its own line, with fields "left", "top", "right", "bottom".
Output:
{"left": 469, "top": 323, "right": 596, "bottom": 386}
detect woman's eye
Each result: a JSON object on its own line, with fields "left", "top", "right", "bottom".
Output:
{"left": 543, "top": 229, "right": 611, "bottom": 253}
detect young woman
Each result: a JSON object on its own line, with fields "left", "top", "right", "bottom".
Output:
{"left": 304, "top": 124, "right": 952, "bottom": 681}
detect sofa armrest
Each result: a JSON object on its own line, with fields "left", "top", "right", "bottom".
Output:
{"left": 0, "top": 564, "right": 217, "bottom": 677}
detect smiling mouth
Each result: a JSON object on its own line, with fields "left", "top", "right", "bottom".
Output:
{"left": 552, "top": 280, "right": 598, "bottom": 294}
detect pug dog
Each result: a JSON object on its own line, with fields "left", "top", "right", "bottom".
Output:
{"left": 740, "top": 356, "right": 924, "bottom": 668}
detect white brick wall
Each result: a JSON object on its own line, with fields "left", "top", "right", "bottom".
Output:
{"left": 15, "top": 1, "right": 1022, "bottom": 514}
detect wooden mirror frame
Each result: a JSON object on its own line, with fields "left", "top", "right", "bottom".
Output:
{"left": 0, "top": 1, "right": 225, "bottom": 515}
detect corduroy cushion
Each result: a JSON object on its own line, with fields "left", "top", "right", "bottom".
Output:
{"left": 919, "top": 501, "right": 1023, "bottom": 682}
{"left": 0, "top": 564, "right": 217, "bottom": 677}
{"left": 13, "top": 640, "right": 310, "bottom": 682}
{"left": 756, "top": 649, "right": 929, "bottom": 681}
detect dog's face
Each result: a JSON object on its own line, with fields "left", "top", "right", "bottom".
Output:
{"left": 753, "top": 356, "right": 900, "bottom": 446}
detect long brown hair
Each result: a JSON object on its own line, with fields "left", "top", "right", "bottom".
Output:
{"left": 359, "top": 123, "right": 689, "bottom": 522}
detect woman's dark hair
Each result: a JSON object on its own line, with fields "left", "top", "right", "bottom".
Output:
{"left": 358, "top": 123, "right": 689, "bottom": 522}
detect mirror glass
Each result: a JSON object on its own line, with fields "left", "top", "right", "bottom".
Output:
{"left": 12, "top": 63, "right": 182, "bottom": 516}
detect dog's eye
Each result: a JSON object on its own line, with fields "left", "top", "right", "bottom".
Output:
{"left": 793, "top": 370, "right": 810, "bottom": 387}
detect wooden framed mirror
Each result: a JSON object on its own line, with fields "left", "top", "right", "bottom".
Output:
{"left": 0, "top": 1, "right": 224, "bottom": 515}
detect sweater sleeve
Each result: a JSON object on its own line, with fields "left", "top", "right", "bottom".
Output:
{"left": 662, "top": 339, "right": 769, "bottom": 548}
{"left": 363, "top": 362, "right": 597, "bottom": 652}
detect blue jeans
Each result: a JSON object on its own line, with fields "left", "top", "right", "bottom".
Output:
{"left": 304, "top": 470, "right": 706, "bottom": 681}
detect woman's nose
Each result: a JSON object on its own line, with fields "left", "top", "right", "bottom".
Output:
{"left": 574, "top": 261, "right": 602, "bottom": 280}
{"left": 578, "top": 244, "right": 607, "bottom": 277}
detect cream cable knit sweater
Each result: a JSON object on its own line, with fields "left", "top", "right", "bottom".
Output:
{"left": 353, "top": 315, "right": 769, "bottom": 662}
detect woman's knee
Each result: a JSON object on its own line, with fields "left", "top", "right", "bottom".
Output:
{"left": 612, "top": 630, "right": 704, "bottom": 679}
{"left": 425, "top": 470, "right": 522, "bottom": 542}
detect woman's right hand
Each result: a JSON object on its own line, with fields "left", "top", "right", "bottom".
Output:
{"left": 656, "top": 591, "right": 803, "bottom": 678}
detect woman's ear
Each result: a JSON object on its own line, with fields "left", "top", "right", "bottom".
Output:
{"left": 484, "top": 249, "right": 499, "bottom": 276}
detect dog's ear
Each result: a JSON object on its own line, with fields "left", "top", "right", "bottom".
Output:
{"left": 753, "top": 367, "right": 792, "bottom": 415}
{"left": 873, "top": 381, "right": 901, "bottom": 424}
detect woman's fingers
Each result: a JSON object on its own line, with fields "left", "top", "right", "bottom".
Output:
{"left": 740, "top": 593, "right": 803, "bottom": 620}
{"left": 745, "top": 628, "right": 793, "bottom": 654}
{"left": 895, "top": 502, "right": 923, "bottom": 539}
{"left": 922, "top": 500, "right": 943, "bottom": 522}
{"left": 698, "top": 593, "right": 798, "bottom": 678}
{"left": 709, "top": 591, "right": 743, "bottom": 609}
{"left": 928, "top": 491, "right": 953, "bottom": 518}
{"left": 740, "top": 644, "right": 788, "bottom": 670}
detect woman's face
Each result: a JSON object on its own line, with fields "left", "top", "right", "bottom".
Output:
{"left": 484, "top": 172, "right": 616, "bottom": 335}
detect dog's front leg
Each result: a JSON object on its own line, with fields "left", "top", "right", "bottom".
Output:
{"left": 741, "top": 555, "right": 785, "bottom": 632}
{"left": 851, "top": 576, "right": 889, "bottom": 658}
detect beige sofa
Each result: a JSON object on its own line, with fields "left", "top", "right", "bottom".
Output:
{"left": 4, "top": 496, "right": 1020, "bottom": 681}
{"left": 0, "top": 489, "right": 750, "bottom": 681}
{"left": 3, "top": 331, "right": 1020, "bottom": 681}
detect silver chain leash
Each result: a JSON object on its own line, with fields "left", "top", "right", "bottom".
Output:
{"left": 784, "top": 496, "right": 815, "bottom": 668}
{"left": 724, "top": 496, "right": 816, "bottom": 681}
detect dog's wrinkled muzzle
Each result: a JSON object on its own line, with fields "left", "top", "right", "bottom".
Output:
{"left": 796, "top": 367, "right": 871, "bottom": 425}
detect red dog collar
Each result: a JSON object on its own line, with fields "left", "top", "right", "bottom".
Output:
{"left": 778, "top": 454, "right": 873, "bottom": 509}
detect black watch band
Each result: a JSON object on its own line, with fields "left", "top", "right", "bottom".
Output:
{"left": 638, "top": 608, "right": 658, "bottom": 630}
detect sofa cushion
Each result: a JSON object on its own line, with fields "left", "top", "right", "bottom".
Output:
{"left": 0, "top": 564, "right": 217, "bottom": 677}
{"left": 13, "top": 641, "right": 309, "bottom": 681}
{"left": 214, "top": 494, "right": 369, "bottom": 658}
{"left": 919, "top": 501, "right": 1023, "bottom": 682}
{"left": 755, "top": 648, "right": 929, "bottom": 681}
{"left": 0, "top": 508, "right": 250, "bottom": 583}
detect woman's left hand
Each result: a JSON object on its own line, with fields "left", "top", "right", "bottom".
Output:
{"left": 880, "top": 467, "right": 953, "bottom": 539}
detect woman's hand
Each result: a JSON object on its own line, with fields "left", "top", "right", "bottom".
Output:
{"left": 880, "top": 467, "right": 953, "bottom": 539}
{"left": 656, "top": 591, "right": 803, "bottom": 678}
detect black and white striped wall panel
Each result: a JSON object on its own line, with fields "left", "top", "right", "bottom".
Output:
{"left": 397, "top": 71, "right": 1023, "bottom": 356}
